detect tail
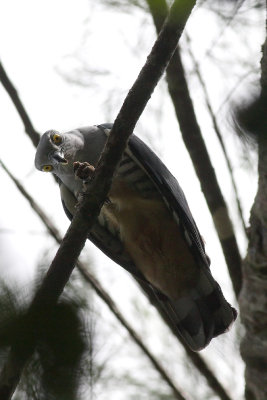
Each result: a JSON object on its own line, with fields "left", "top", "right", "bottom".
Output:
{"left": 153, "top": 268, "right": 237, "bottom": 351}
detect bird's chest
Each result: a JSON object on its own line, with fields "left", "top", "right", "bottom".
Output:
{"left": 108, "top": 180, "right": 164, "bottom": 248}
{"left": 58, "top": 170, "right": 83, "bottom": 199}
{"left": 104, "top": 178, "right": 198, "bottom": 298}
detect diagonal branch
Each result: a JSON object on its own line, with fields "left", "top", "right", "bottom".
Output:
{"left": 0, "top": 1, "right": 197, "bottom": 398}
{"left": 0, "top": 9, "right": 234, "bottom": 400}
{"left": 185, "top": 32, "right": 247, "bottom": 237}
{"left": 146, "top": 0, "right": 242, "bottom": 298}
{"left": 0, "top": 157, "right": 234, "bottom": 400}
{"left": 0, "top": 71, "right": 234, "bottom": 400}
{"left": 0, "top": 159, "right": 187, "bottom": 400}
{"left": 204, "top": 0, "right": 245, "bottom": 59}
{"left": 0, "top": 60, "right": 40, "bottom": 148}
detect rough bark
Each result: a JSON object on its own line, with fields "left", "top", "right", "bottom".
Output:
{"left": 239, "top": 135, "right": 267, "bottom": 400}
{"left": 239, "top": 12, "right": 267, "bottom": 400}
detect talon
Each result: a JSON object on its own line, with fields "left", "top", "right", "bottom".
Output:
{"left": 73, "top": 161, "right": 80, "bottom": 172}
{"left": 74, "top": 161, "right": 95, "bottom": 180}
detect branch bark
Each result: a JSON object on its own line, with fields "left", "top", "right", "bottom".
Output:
{"left": 0, "top": 60, "right": 40, "bottom": 148}
{"left": 185, "top": 33, "right": 247, "bottom": 238}
{"left": 0, "top": 70, "right": 235, "bottom": 400}
{"left": 239, "top": 12, "right": 267, "bottom": 399}
{"left": 0, "top": 1, "right": 196, "bottom": 398}
{"left": 146, "top": 0, "right": 242, "bottom": 298}
{"left": 0, "top": 157, "right": 234, "bottom": 400}
{"left": 0, "top": 159, "right": 187, "bottom": 400}
{"left": 0, "top": 7, "right": 235, "bottom": 400}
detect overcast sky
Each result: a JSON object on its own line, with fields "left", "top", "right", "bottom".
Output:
{"left": 0, "top": 1, "right": 265, "bottom": 398}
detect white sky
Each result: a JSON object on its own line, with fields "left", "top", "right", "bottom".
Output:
{"left": 0, "top": 0, "right": 265, "bottom": 398}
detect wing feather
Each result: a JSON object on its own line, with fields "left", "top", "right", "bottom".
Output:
{"left": 58, "top": 124, "right": 236, "bottom": 351}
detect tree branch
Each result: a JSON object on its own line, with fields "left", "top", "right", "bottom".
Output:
{"left": 0, "top": 66, "right": 235, "bottom": 400}
{"left": 0, "top": 1, "right": 197, "bottom": 398}
{"left": 185, "top": 32, "right": 247, "bottom": 238}
{"left": 0, "top": 61, "right": 40, "bottom": 148}
{"left": 0, "top": 5, "right": 235, "bottom": 400}
{"left": 0, "top": 159, "right": 187, "bottom": 400}
{"left": 239, "top": 8, "right": 267, "bottom": 398}
{"left": 146, "top": 0, "right": 242, "bottom": 298}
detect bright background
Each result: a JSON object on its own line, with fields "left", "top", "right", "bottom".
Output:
{"left": 0, "top": 1, "right": 265, "bottom": 399}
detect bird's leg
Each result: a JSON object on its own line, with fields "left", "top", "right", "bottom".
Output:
{"left": 74, "top": 161, "right": 96, "bottom": 204}
{"left": 74, "top": 161, "right": 111, "bottom": 206}
{"left": 73, "top": 161, "right": 95, "bottom": 181}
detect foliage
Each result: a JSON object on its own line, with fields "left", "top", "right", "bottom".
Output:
{"left": 0, "top": 280, "right": 92, "bottom": 400}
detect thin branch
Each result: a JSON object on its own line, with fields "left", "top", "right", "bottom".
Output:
{"left": 138, "top": 278, "right": 234, "bottom": 400}
{"left": 216, "top": 69, "right": 256, "bottom": 116}
{"left": 146, "top": 0, "right": 242, "bottom": 298}
{"left": 0, "top": 61, "right": 40, "bottom": 148}
{"left": 0, "top": 159, "right": 187, "bottom": 400}
{"left": 185, "top": 33, "right": 248, "bottom": 237}
{"left": 204, "top": 0, "right": 245, "bottom": 59}
{"left": 0, "top": 1, "right": 197, "bottom": 398}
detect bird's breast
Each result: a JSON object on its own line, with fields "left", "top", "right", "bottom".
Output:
{"left": 104, "top": 178, "right": 199, "bottom": 299}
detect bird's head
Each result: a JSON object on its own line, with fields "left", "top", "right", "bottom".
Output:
{"left": 35, "top": 126, "right": 107, "bottom": 181}
{"left": 35, "top": 130, "right": 69, "bottom": 175}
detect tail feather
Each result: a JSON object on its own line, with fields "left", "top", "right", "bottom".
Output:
{"left": 153, "top": 269, "right": 237, "bottom": 351}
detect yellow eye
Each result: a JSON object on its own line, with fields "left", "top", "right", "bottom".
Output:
{"left": 52, "top": 133, "right": 62, "bottom": 145}
{"left": 43, "top": 165, "right": 53, "bottom": 172}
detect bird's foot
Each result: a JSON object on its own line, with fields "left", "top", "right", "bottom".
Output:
{"left": 74, "top": 161, "right": 95, "bottom": 181}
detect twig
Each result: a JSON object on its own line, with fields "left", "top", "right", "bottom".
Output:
{"left": 0, "top": 1, "right": 196, "bottom": 398}
{"left": 0, "top": 61, "right": 40, "bottom": 148}
{"left": 185, "top": 33, "right": 248, "bottom": 237}
{"left": 216, "top": 69, "right": 255, "bottom": 116}
{"left": 0, "top": 159, "right": 187, "bottom": 400}
{"left": 204, "top": 0, "right": 245, "bottom": 59}
{"left": 146, "top": 0, "right": 242, "bottom": 299}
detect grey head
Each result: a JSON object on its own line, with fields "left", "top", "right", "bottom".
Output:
{"left": 35, "top": 130, "right": 68, "bottom": 174}
{"left": 35, "top": 125, "right": 108, "bottom": 189}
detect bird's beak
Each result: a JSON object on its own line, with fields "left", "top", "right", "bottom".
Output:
{"left": 52, "top": 150, "right": 68, "bottom": 164}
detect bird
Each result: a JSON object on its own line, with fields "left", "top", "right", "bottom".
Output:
{"left": 35, "top": 123, "right": 237, "bottom": 351}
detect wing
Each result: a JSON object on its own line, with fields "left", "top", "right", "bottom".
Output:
{"left": 97, "top": 125, "right": 236, "bottom": 350}
{"left": 98, "top": 123, "right": 208, "bottom": 266}
{"left": 125, "top": 132, "right": 236, "bottom": 350}
{"left": 59, "top": 124, "right": 236, "bottom": 351}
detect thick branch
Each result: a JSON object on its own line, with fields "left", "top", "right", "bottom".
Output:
{"left": 239, "top": 13, "right": 267, "bottom": 399}
{"left": 0, "top": 61, "right": 40, "bottom": 148}
{"left": 0, "top": 161, "right": 233, "bottom": 400}
{"left": 0, "top": 1, "right": 196, "bottom": 398}
{"left": 0, "top": 47, "right": 233, "bottom": 400}
{"left": 0, "top": 159, "right": 187, "bottom": 400}
{"left": 146, "top": 0, "right": 242, "bottom": 298}
{"left": 31, "top": 0, "right": 197, "bottom": 309}
{"left": 0, "top": 5, "right": 234, "bottom": 400}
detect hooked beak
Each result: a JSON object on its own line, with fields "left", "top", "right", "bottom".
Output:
{"left": 52, "top": 150, "right": 68, "bottom": 165}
